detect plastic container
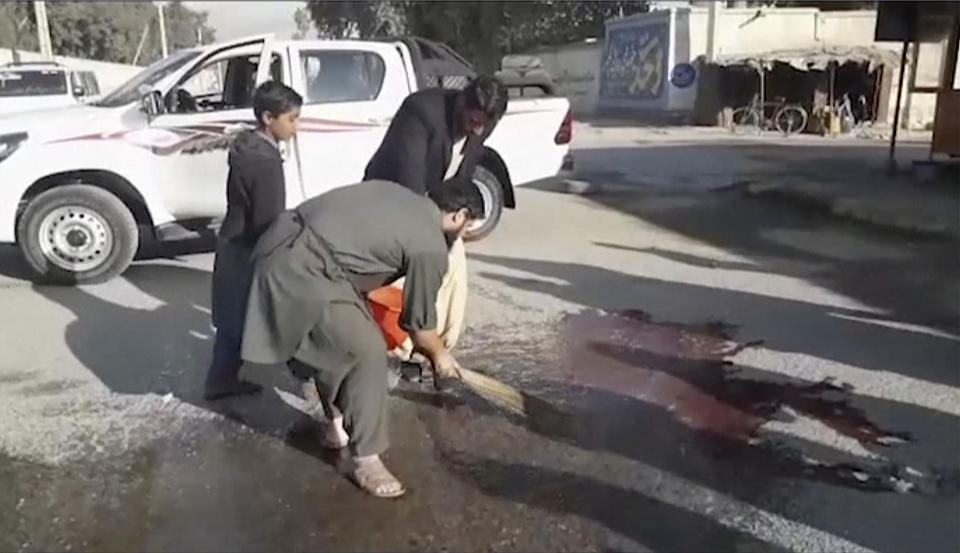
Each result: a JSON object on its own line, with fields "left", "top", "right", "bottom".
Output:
{"left": 367, "top": 286, "right": 409, "bottom": 350}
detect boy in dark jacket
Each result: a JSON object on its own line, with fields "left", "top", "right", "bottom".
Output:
{"left": 204, "top": 81, "right": 302, "bottom": 401}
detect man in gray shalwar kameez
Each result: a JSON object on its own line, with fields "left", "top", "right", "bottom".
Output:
{"left": 241, "top": 178, "right": 483, "bottom": 498}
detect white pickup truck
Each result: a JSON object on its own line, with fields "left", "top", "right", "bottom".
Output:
{"left": 0, "top": 35, "right": 572, "bottom": 284}
{"left": 0, "top": 62, "right": 103, "bottom": 116}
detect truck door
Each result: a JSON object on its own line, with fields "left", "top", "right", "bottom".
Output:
{"left": 288, "top": 42, "right": 411, "bottom": 200}
{"left": 147, "top": 37, "right": 302, "bottom": 219}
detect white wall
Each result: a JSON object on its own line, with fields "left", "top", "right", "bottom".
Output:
{"left": 0, "top": 49, "right": 141, "bottom": 94}
{"left": 713, "top": 7, "right": 821, "bottom": 56}
{"left": 669, "top": 8, "right": 699, "bottom": 112}
{"left": 524, "top": 42, "right": 602, "bottom": 116}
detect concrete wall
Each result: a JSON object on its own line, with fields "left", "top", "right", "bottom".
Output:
{"left": 598, "top": 10, "right": 674, "bottom": 113}
{"left": 533, "top": 6, "right": 958, "bottom": 129}
{"left": 0, "top": 49, "right": 141, "bottom": 94}
{"left": 523, "top": 42, "right": 602, "bottom": 116}
{"left": 670, "top": 8, "right": 698, "bottom": 112}
{"left": 713, "top": 7, "right": 821, "bottom": 55}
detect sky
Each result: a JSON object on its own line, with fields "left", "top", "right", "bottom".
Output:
{"left": 184, "top": 1, "right": 303, "bottom": 42}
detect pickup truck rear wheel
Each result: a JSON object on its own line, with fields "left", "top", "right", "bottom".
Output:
{"left": 464, "top": 166, "right": 503, "bottom": 242}
{"left": 17, "top": 185, "right": 139, "bottom": 285}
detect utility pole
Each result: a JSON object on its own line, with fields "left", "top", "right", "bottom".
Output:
{"left": 33, "top": 1, "right": 53, "bottom": 60}
{"left": 157, "top": 2, "right": 169, "bottom": 59}
{"left": 706, "top": 1, "right": 719, "bottom": 62}
{"left": 132, "top": 21, "right": 151, "bottom": 65}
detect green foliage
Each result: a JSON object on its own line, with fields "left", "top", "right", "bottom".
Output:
{"left": 295, "top": 1, "right": 649, "bottom": 72}
{"left": 0, "top": 2, "right": 215, "bottom": 65}
{"left": 0, "top": 1, "right": 39, "bottom": 59}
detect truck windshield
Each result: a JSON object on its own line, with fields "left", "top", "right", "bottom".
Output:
{"left": 96, "top": 50, "right": 202, "bottom": 107}
{"left": 0, "top": 69, "right": 67, "bottom": 97}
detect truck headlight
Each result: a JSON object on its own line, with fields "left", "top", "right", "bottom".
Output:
{"left": 0, "top": 132, "right": 28, "bottom": 163}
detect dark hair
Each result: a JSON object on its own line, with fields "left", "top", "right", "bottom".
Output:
{"left": 462, "top": 75, "right": 508, "bottom": 120}
{"left": 253, "top": 81, "right": 302, "bottom": 125}
{"left": 428, "top": 179, "right": 485, "bottom": 220}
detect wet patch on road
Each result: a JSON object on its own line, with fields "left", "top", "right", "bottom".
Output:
{"left": 451, "top": 309, "right": 953, "bottom": 498}
{"left": 556, "top": 309, "right": 938, "bottom": 495}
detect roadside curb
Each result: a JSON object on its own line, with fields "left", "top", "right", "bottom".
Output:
{"left": 559, "top": 179, "right": 645, "bottom": 196}
{"left": 745, "top": 183, "right": 959, "bottom": 240}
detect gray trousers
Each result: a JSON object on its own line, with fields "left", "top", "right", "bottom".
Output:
{"left": 289, "top": 302, "right": 389, "bottom": 457}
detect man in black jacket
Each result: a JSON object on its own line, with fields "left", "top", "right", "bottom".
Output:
{"left": 363, "top": 76, "right": 508, "bottom": 381}
{"left": 364, "top": 75, "right": 508, "bottom": 196}
{"left": 204, "top": 81, "right": 302, "bottom": 401}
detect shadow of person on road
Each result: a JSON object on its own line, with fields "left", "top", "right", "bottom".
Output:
{"left": 30, "top": 261, "right": 342, "bottom": 472}
{"left": 439, "top": 450, "right": 791, "bottom": 553}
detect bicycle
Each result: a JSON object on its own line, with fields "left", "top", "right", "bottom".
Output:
{"left": 731, "top": 95, "right": 809, "bottom": 136}
{"left": 812, "top": 93, "right": 864, "bottom": 136}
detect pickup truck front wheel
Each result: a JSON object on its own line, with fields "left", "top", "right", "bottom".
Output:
{"left": 464, "top": 166, "right": 503, "bottom": 242}
{"left": 17, "top": 185, "right": 139, "bottom": 285}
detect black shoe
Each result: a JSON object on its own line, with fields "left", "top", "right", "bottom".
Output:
{"left": 204, "top": 380, "right": 263, "bottom": 401}
{"left": 399, "top": 361, "right": 423, "bottom": 383}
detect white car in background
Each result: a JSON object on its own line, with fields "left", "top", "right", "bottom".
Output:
{"left": 0, "top": 35, "right": 572, "bottom": 284}
{"left": 0, "top": 62, "right": 101, "bottom": 116}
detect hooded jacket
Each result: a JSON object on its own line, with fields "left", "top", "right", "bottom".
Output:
{"left": 218, "top": 130, "right": 286, "bottom": 248}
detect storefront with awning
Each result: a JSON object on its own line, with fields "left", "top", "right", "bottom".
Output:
{"left": 709, "top": 44, "right": 901, "bottom": 133}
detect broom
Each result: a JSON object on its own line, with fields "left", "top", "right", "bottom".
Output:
{"left": 367, "top": 287, "right": 528, "bottom": 417}
{"left": 452, "top": 366, "right": 527, "bottom": 417}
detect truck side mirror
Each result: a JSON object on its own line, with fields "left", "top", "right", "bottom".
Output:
{"left": 73, "top": 86, "right": 86, "bottom": 98}
{"left": 140, "top": 90, "right": 163, "bottom": 120}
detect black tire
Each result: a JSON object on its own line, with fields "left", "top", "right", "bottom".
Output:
{"left": 463, "top": 165, "right": 504, "bottom": 242}
{"left": 731, "top": 107, "right": 760, "bottom": 134}
{"left": 17, "top": 184, "right": 139, "bottom": 285}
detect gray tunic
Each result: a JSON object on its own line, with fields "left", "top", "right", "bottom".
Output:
{"left": 240, "top": 180, "right": 449, "bottom": 367}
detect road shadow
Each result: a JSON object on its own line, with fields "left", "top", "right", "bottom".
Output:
{"left": 564, "top": 141, "right": 935, "bottom": 191}
{"left": 555, "top": 142, "right": 959, "bottom": 335}
{"left": 594, "top": 243, "right": 763, "bottom": 272}
{"left": 29, "top": 262, "right": 343, "bottom": 474}
{"left": 472, "top": 252, "right": 960, "bottom": 391}
{"left": 440, "top": 450, "right": 789, "bottom": 553}
{"left": 0, "top": 234, "right": 217, "bottom": 285}
{"left": 0, "top": 244, "right": 33, "bottom": 282}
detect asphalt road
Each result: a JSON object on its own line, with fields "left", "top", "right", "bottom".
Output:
{"left": 1, "top": 129, "right": 957, "bottom": 552}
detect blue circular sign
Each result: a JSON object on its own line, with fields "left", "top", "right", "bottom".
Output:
{"left": 670, "top": 63, "right": 697, "bottom": 88}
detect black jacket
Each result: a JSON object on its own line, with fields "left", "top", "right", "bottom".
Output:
{"left": 364, "top": 88, "right": 461, "bottom": 195}
{"left": 218, "top": 130, "right": 286, "bottom": 248}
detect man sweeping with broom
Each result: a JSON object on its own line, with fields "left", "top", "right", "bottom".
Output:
{"left": 240, "top": 178, "right": 483, "bottom": 498}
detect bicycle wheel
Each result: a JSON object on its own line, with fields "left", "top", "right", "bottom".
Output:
{"left": 775, "top": 105, "right": 808, "bottom": 136}
{"left": 731, "top": 107, "right": 761, "bottom": 134}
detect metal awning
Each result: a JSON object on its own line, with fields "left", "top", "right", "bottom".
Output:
{"left": 715, "top": 45, "right": 901, "bottom": 72}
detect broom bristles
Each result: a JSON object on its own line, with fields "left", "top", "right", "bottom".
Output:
{"left": 456, "top": 367, "right": 526, "bottom": 417}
